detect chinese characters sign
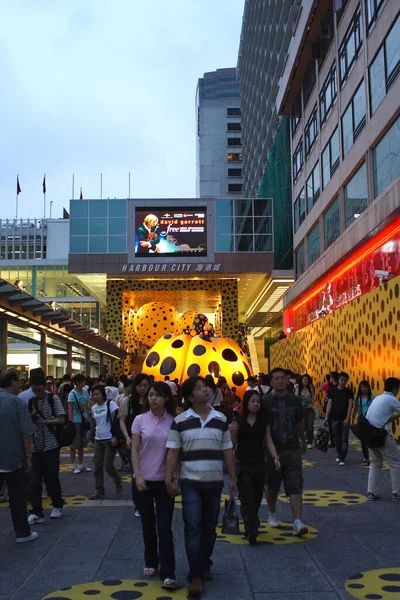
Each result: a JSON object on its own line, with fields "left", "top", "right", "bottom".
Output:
{"left": 121, "top": 263, "right": 221, "bottom": 273}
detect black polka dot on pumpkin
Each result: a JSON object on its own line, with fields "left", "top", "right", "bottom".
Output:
{"left": 208, "top": 361, "right": 222, "bottom": 377}
{"left": 160, "top": 357, "right": 177, "bottom": 375}
{"left": 222, "top": 348, "right": 238, "bottom": 362}
{"left": 172, "top": 339, "right": 184, "bottom": 348}
{"left": 193, "top": 345, "right": 206, "bottom": 356}
{"left": 146, "top": 352, "right": 160, "bottom": 368}
{"left": 232, "top": 371, "right": 245, "bottom": 386}
{"left": 187, "top": 364, "right": 201, "bottom": 377}
{"left": 163, "top": 334, "right": 172, "bottom": 339}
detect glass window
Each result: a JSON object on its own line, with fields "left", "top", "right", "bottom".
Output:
{"left": 305, "top": 105, "right": 318, "bottom": 156}
{"left": 385, "top": 15, "right": 400, "bottom": 80}
{"left": 108, "top": 218, "right": 126, "bottom": 235}
{"left": 324, "top": 197, "right": 340, "bottom": 249}
{"left": 322, "top": 128, "right": 340, "bottom": 189}
{"left": 373, "top": 117, "right": 400, "bottom": 197}
{"left": 70, "top": 218, "right": 88, "bottom": 235}
{"left": 341, "top": 81, "right": 366, "bottom": 157}
{"left": 254, "top": 216, "right": 272, "bottom": 235}
{"left": 235, "top": 217, "right": 253, "bottom": 234}
{"left": 227, "top": 138, "right": 242, "bottom": 146}
{"left": 228, "top": 183, "right": 242, "bottom": 192}
{"left": 228, "top": 168, "right": 242, "bottom": 177}
{"left": 70, "top": 236, "right": 88, "bottom": 253}
{"left": 291, "top": 94, "right": 302, "bottom": 136}
{"left": 235, "top": 236, "right": 254, "bottom": 252}
{"left": 294, "top": 189, "right": 305, "bottom": 232}
{"left": 108, "top": 199, "right": 126, "bottom": 217}
{"left": 89, "top": 218, "right": 107, "bottom": 235}
{"left": 89, "top": 236, "right": 107, "bottom": 253}
{"left": 306, "top": 162, "right": 321, "bottom": 213}
{"left": 255, "top": 236, "right": 273, "bottom": 252}
{"left": 70, "top": 200, "right": 88, "bottom": 217}
{"left": 365, "top": 0, "right": 386, "bottom": 33}
{"left": 227, "top": 108, "right": 241, "bottom": 116}
{"left": 108, "top": 236, "right": 126, "bottom": 253}
{"left": 227, "top": 153, "right": 242, "bottom": 162}
{"left": 235, "top": 199, "right": 252, "bottom": 217}
{"left": 216, "top": 200, "right": 233, "bottom": 217}
{"left": 308, "top": 222, "right": 320, "bottom": 266}
{"left": 369, "top": 16, "right": 400, "bottom": 115}
{"left": 339, "top": 5, "right": 363, "bottom": 87}
{"left": 216, "top": 236, "right": 234, "bottom": 252}
{"left": 293, "top": 139, "right": 304, "bottom": 181}
{"left": 320, "top": 64, "right": 337, "bottom": 124}
{"left": 295, "top": 243, "right": 305, "bottom": 278}
{"left": 294, "top": 198, "right": 300, "bottom": 233}
{"left": 344, "top": 163, "right": 368, "bottom": 229}
{"left": 303, "top": 61, "right": 316, "bottom": 108}
{"left": 227, "top": 123, "right": 242, "bottom": 131}
{"left": 217, "top": 218, "right": 233, "bottom": 235}
{"left": 254, "top": 199, "right": 272, "bottom": 215}
{"left": 369, "top": 47, "right": 385, "bottom": 115}
{"left": 89, "top": 200, "right": 107, "bottom": 217}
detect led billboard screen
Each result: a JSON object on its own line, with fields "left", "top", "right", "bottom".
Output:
{"left": 135, "top": 207, "right": 207, "bottom": 257}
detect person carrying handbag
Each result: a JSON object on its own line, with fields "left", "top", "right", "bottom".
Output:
{"left": 67, "top": 374, "right": 92, "bottom": 474}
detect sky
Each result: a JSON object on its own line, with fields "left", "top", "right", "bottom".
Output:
{"left": 0, "top": 0, "right": 245, "bottom": 220}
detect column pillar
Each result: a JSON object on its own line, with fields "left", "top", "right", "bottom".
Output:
{"left": 0, "top": 317, "right": 8, "bottom": 373}
{"left": 40, "top": 331, "right": 48, "bottom": 374}
{"left": 85, "top": 348, "right": 91, "bottom": 376}
{"left": 67, "top": 342, "right": 73, "bottom": 375}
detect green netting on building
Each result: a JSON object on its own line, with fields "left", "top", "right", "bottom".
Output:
{"left": 257, "top": 117, "right": 293, "bottom": 269}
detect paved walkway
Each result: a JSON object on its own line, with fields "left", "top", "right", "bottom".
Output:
{"left": 1, "top": 425, "right": 400, "bottom": 600}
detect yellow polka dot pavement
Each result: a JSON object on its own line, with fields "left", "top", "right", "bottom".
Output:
{"left": 345, "top": 568, "right": 400, "bottom": 599}
{"left": 42, "top": 579, "right": 188, "bottom": 599}
{"left": 0, "top": 493, "right": 88, "bottom": 510}
{"left": 302, "top": 460, "right": 316, "bottom": 467}
{"left": 215, "top": 520, "right": 318, "bottom": 546}
{"left": 278, "top": 490, "right": 367, "bottom": 507}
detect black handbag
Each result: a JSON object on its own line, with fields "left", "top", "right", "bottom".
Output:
{"left": 221, "top": 493, "right": 240, "bottom": 535}
{"left": 72, "top": 392, "right": 91, "bottom": 432}
{"left": 351, "top": 414, "right": 387, "bottom": 448}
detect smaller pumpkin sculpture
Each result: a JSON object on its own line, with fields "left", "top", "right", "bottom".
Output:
{"left": 134, "top": 301, "right": 181, "bottom": 345}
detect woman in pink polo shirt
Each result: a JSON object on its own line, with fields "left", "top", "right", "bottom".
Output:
{"left": 131, "top": 381, "right": 176, "bottom": 591}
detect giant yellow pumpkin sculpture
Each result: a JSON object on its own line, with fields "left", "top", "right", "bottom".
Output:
{"left": 142, "top": 330, "right": 253, "bottom": 398}
{"left": 134, "top": 301, "right": 181, "bottom": 345}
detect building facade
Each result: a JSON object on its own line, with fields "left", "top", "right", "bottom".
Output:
{"left": 271, "top": 0, "right": 400, "bottom": 392}
{"left": 196, "top": 68, "right": 243, "bottom": 198}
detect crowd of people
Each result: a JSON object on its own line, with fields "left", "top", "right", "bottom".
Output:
{"left": 0, "top": 364, "right": 400, "bottom": 597}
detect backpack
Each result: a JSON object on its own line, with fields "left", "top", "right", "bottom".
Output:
{"left": 314, "top": 423, "right": 329, "bottom": 452}
{"left": 106, "top": 399, "right": 122, "bottom": 440}
{"left": 29, "top": 394, "right": 76, "bottom": 448}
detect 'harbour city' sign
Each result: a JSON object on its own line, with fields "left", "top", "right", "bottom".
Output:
{"left": 120, "top": 263, "right": 222, "bottom": 273}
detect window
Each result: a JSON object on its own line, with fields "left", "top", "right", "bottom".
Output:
{"left": 303, "top": 61, "right": 316, "bottom": 108}
{"left": 228, "top": 183, "right": 242, "bottom": 193}
{"left": 227, "top": 153, "right": 242, "bottom": 162}
{"left": 322, "top": 128, "right": 340, "bottom": 189}
{"left": 306, "top": 162, "right": 321, "bottom": 213}
{"left": 308, "top": 222, "right": 320, "bottom": 266}
{"left": 369, "top": 15, "right": 400, "bottom": 115}
{"left": 291, "top": 94, "right": 302, "bottom": 136}
{"left": 295, "top": 243, "right": 305, "bottom": 278}
{"left": 228, "top": 168, "right": 242, "bottom": 177}
{"left": 324, "top": 197, "right": 340, "bottom": 249}
{"left": 215, "top": 199, "right": 273, "bottom": 252}
{"left": 344, "top": 163, "right": 368, "bottom": 229}
{"left": 227, "top": 107, "right": 241, "bottom": 116}
{"left": 365, "top": 0, "right": 386, "bottom": 33}
{"left": 294, "top": 189, "right": 305, "bottom": 233}
{"left": 227, "top": 138, "right": 242, "bottom": 146}
{"left": 70, "top": 200, "right": 88, "bottom": 217}
{"left": 372, "top": 116, "right": 400, "bottom": 197}
{"left": 339, "top": 5, "right": 363, "bottom": 87}
{"left": 293, "top": 139, "right": 304, "bottom": 181}
{"left": 320, "top": 64, "right": 337, "bottom": 124}
{"left": 305, "top": 105, "right": 318, "bottom": 156}
{"left": 341, "top": 81, "right": 366, "bottom": 157}
{"left": 227, "top": 123, "right": 242, "bottom": 131}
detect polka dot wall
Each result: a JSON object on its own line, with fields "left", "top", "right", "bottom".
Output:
{"left": 270, "top": 277, "right": 400, "bottom": 437}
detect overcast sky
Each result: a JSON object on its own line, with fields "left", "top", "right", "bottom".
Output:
{"left": 0, "top": 0, "right": 245, "bottom": 220}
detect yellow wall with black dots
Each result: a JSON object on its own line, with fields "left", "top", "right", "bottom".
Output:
{"left": 106, "top": 278, "right": 239, "bottom": 376}
{"left": 270, "top": 277, "right": 400, "bottom": 436}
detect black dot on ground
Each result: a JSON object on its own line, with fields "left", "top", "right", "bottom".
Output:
{"left": 102, "top": 580, "right": 123, "bottom": 586}
{"left": 274, "top": 537, "right": 285, "bottom": 541}
{"left": 347, "top": 584, "right": 365, "bottom": 589}
{"left": 348, "top": 573, "right": 364, "bottom": 580}
{"left": 382, "top": 586, "right": 400, "bottom": 592}
{"left": 156, "top": 597, "right": 175, "bottom": 600}
{"left": 379, "top": 573, "right": 400, "bottom": 581}
{"left": 111, "top": 592, "right": 143, "bottom": 599}
{"left": 365, "top": 595, "right": 383, "bottom": 599}
{"left": 343, "top": 495, "right": 359, "bottom": 499}
{"left": 60, "top": 589, "right": 72, "bottom": 592}
{"left": 46, "top": 597, "right": 72, "bottom": 600}
{"left": 84, "top": 591, "right": 101, "bottom": 596}
{"left": 134, "top": 582, "right": 149, "bottom": 587}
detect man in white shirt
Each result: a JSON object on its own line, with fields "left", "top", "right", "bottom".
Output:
{"left": 105, "top": 377, "right": 119, "bottom": 401}
{"left": 366, "top": 377, "right": 400, "bottom": 502}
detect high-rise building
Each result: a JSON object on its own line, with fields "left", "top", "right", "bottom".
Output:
{"left": 270, "top": 0, "right": 400, "bottom": 391}
{"left": 196, "top": 68, "right": 243, "bottom": 198}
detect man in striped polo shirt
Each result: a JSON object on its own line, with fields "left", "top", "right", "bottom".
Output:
{"left": 165, "top": 376, "right": 237, "bottom": 597}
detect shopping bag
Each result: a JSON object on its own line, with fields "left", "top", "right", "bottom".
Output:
{"left": 314, "top": 424, "right": 329, "bottom": 452}
{"left": 221, "top": 493, "right": 240, "bottom": 534}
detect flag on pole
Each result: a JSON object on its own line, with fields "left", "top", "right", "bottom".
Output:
{"left": 43, "top": 175, "right": 46, "bottom": 194}
{"left": 17, "top": 176, "right": 21, "bottom": 195}
{"left": 80, "top": 187, "right": 83, "bottom": 200}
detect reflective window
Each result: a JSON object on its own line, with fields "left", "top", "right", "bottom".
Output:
{"left": 70, "top": 218, "right": 88, "bottom": 235}
{"left": 235, "top": 199, "right": 252, "bottom": 217}
{"left": 228, "top": 183, "right": 242, "bottom": 193}
{"left": 228, "top": 168, "right": 242, "bottom": 177}
{"left": 216, "top": 236, "right": 234, "bottom": 252}
{"left": 320, "top": 64, "right": 337, "bottom": 124}
{"left": 89, "top": 200, "right": 107, "bottom": 217}
{"left": 373, "top": 117, "right": 400, "bottom": 197}
{"left": 344, "top": 163, "right": 368, "bottom": 229}
{"left": 227, "top": 153, "right": 242, "bottom": 162}
{"left": 235, "top": 217, "right": 253, "bottom": 234}
{"left": 108, "top": 236, "right": 127, "bottom": 253}
{"left": 369, "top": 15, "right": 400, "bottom": 115}
{"left": 293, "top": 139, "right": 304, "bottom": 181}
{"left": 108, "top": 218, "right": 126, "bottom": 235}
{"left": 291, "top": 94, "right": 302, "bottom": 136}
{"left": 217, "top": 219, "right": 233, "bottom": 235}
{"left": 89, "top": 237, "right": 107, "bottom": 253}
{"left": 89, "top": 219, "right": 107, "bottom": 236}
{"left": 324, "top": 197, "right": 340, "bottom": 249}
{"left": 339, "top": 5, "right": 363, "bottom": 87}
{"left": 254, "top": 199, "right": 272, "bottom": 215}
{"left": 235, "top": 236, "right": 254, "bottom": 252}
{"left": 216, "top": 200, "right": 233, "bottom": 217}
{"left": 109, "top": 200, "right": 127, "bottom": 217}
{"left": 227, "top": 138, "right": 242, "bottom": 146}
{"left": 227, "top": 123, "right": 242, "bottom": 131}
{"left": 306, "top": 162, "right": 321, "bottom": 213}
{"left": 227, "top": 108, "right": 241, "bottom": 116}
{"left": 70, "top": 236, "right": 88, "bottom": 253}
{"left": 254, "top": 216, "right": 272, "bottom": 235}
{"left": 255, "top": 236, "right": 273, "bottom": 252}
{"left": 305, "top": 105, "right": 318, "bottom": 156}
{"left": 293, "top": 189, "right": 305, "bottom": 233}
{"left": 322, "top": 128, "right": 340, "bottom": 189}
{"left": 365, "top": 0, "right": 386, "bottom": 33}
{"left": 295, "top": 243, "right": 305, "bottom": 278}
{"left": 341, "top": 81, "right": 366, "bottom": 157}
{"left": 303, "top": 61, "right": 316, "bottom": 108}
{"left": 308, "top": 222, "right": 320, "bottom": 266}
{"left": 70, "top": 200, "right": 88, "bottom": 217}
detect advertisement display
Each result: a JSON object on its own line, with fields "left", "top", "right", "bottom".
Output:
{"left": 135, "top": 207, "right": 207, "bottom": 257}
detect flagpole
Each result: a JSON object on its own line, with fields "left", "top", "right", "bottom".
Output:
{"left": 100, "top": 173, "right": 103, "bottom": 199}
{"left": 72, "top": 173, "right": 75, "bottom": 200}
{"left": 128, "top": 172, "right": 131, "bottom": 198}
{"left": 16, "top": 173, "right": 19, "bottom": 219}
{"left": 43, "top": 173, "right": 46, "bottom": 218}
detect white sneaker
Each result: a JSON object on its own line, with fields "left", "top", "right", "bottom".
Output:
{"left": 50, "top": 508, "right": 63, "bottom": 519}
{"left": 335, "top": 458, "right": 340, "bottom": 463}
{"left": 28, "top": 514, "right": 44, "bottom": 525}
{"left": 16, "top": 531, "right": 39, "bottom": 544}
{"left": 70, "top": 463, "right": 80, "bottom": 474}
{"left": 339, "top": 461, "right": 346, "bottom": 466}
{"left": 307, "top": 443, "right": 313, "bottom": 449}
{"left": 268, "top": 513, "right": 280, "bottom": 528}
{"left": 134, "top": 509, "right": 141, "bottom": 518}
{"left": 293, "top": 519, "right": 308, "bottom": 536}
{"left": 78, "top": 464, "right": 92, "bottom": 472}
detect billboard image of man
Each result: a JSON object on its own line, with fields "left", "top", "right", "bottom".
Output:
{"left": 136, "top": 214, "right": 161, "bottom": 253}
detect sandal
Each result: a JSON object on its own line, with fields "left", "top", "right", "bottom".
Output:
{"left": 162, "top": 578, "right": 177, "bottom": 590}
{"left": 143, "top": 567, "right": 157, "bottom": 578}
